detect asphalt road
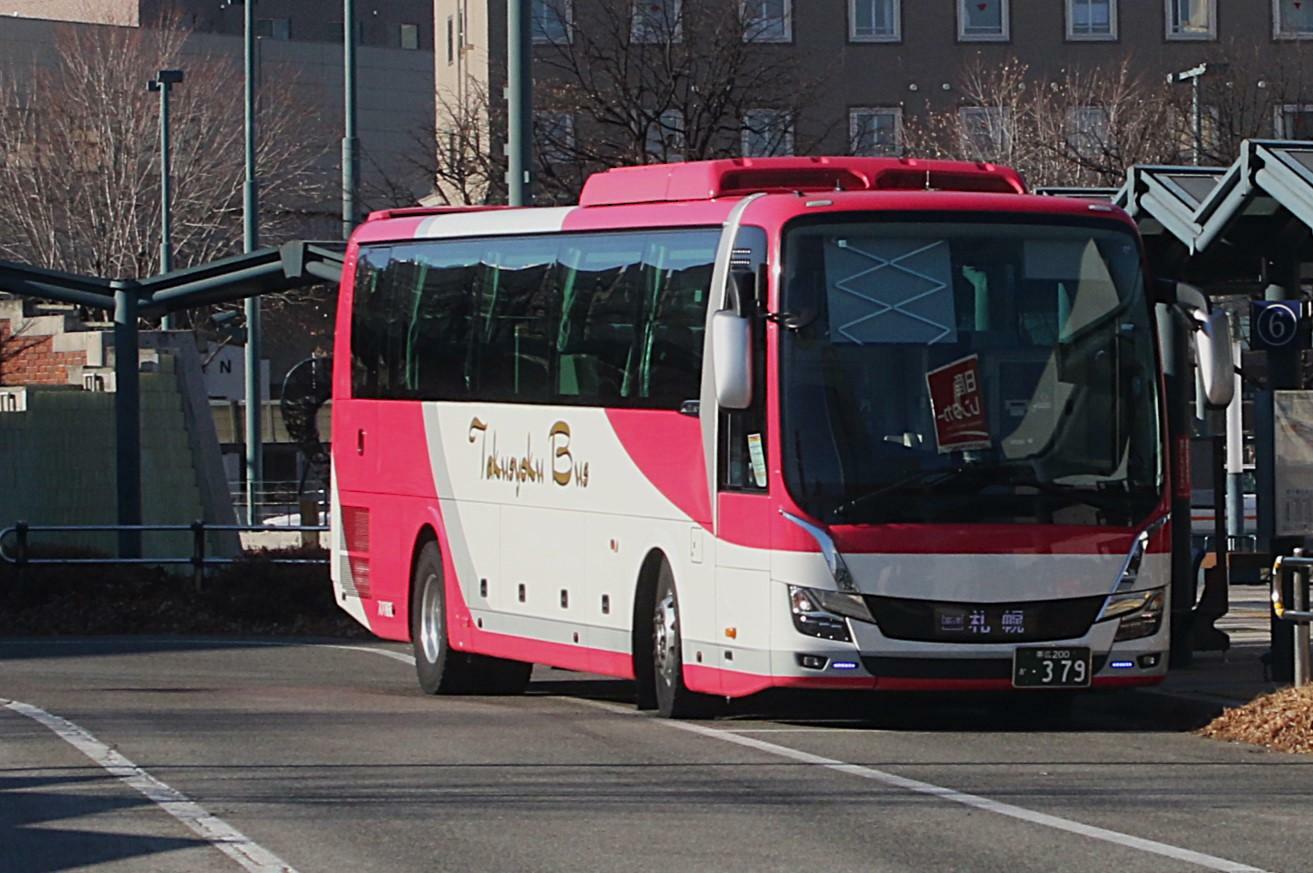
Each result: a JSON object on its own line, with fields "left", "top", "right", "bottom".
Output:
{"left": 2, "top": 637, "right": 1311, "bottom": 873}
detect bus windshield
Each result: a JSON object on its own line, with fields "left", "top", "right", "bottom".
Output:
{"left": 779, "top": 216, "right": 1162, "bottom": 527}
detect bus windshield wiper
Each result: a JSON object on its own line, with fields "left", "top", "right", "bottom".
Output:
{"left": 828, "top": 465, "right": 976, "bottom": 522}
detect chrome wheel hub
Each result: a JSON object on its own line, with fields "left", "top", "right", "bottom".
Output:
{"left": 420, "top": 572, "right": 441, "bottom": 664}
{"left": 653, "top": 592, "right": 678, "bottom": 684}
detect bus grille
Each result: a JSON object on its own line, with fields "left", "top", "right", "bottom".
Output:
{"left": 862, "top": 594, "right": 1108, "bottom": 644}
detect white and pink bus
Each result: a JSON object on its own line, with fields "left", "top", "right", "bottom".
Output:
{"left": 331, "top": 156, "right": 1231, "bottom": 716}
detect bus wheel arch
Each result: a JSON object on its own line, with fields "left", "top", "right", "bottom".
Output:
{"left": 631, "top": 548, "right": 667, "bottom": 710}
{"left": 407, "top": 522, "right": 530, "bottom": 696}
{"left": 632, "top": 549, "right": 709, "bottom": 717}
{"left": 407, "top": 524, "right": 441, "bottom": 639}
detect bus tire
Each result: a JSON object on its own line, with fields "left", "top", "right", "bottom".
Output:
{"left": 411, "top": 541, "right": 531, "bottom": 695}
{"left": 651, "top": 562, "right": 710, "bottom": 719}
{"left": 412, "top": 541, "right": 470, "bottom": 694}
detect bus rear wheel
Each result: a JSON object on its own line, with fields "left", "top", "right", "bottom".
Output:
{"left": 411, "top": 541, "right": 531, "bottom": 695}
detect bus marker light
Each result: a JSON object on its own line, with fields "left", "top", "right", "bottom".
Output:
{"left": 725, "top": 627, "right": 738, "bottom": 639}
{"left": 1110, "top": 660, "right": 1134, "bottom": 669}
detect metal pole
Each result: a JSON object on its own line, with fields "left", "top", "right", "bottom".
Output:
{"left": 1295, "top": 547, "right": 1311, "bottom": 687}
{"left": 1158, "top": 301, "right": 1194, "bottom": 667}
{"left": 1226, "top": 335, "right": 1244, "bottom": 546}
{"left": 243, "top": 2, "right": 262, "bottom": 524}
{"left": 1191, "top": 74, "right": 1202, "bottom": 166}
{"left": 113, "top": 288, "right": 142, "bottom": 558}
{"left": 1264, "top": 272, "right": 1301, "bottom": 682}
{"left": 342, "top": 0, "right": 360, "bottom": 238}
{"left": 152, "top": 70, "right": 183, "bottom": 330}
{"left": 506, "top": 0, "right": 532, "bottom": 206}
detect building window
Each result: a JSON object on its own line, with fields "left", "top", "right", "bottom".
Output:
{"left": 1275, "top": 0, "right": 1313, "bottom": 37}
{"left": 1166, "top": 0, "right": 1215, "bottom": 39}
{"left": 958, "top": 106, "right": 1010, "bottom": 157}
{"left": 536, "top": 111, "right": 576, "bottom": 162}
{"left": 741, "top": 109, "right": 793, "bottom": 157}
{"left": 646, "top": 109, "right": 686, "bottom": 161}
{"left": 958, "top": 0, "right": 1008, "bottom": 41}
{"left": 1067, "top": 0, "right": 1116, "bottom": 39}
{"left": 849, "top": 108, "right": 901, "bottom": 156}
{"left": 633, "top": 0, "right": 682, "bottom": 43}
{"left": 1277, "top": 104, "right": 1313, "bottom": 138}
{"left": 254, "top": 18, "right": 291, "bottom": 40}
{"left": 1067, "top": 106, "right": 1110, "bottom": 160}
{"left": 446, "top": 15, "right": 455, "bottom": 64}
{"left": 850, "top": 0, "right": 900, "bottom": 41}
{"left": 533, "top": 0, "right": 571, "bottom": 43}
{"left": 400, "top": 23, "right": 420, "bottom": 50}
{"left": 742, "top": 0, "right": 791, "bottom": 41}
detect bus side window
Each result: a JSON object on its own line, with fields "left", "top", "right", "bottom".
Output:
{"left": 721, "top": 227, "right": 768, "bottom": 491}
{"left": 350, "top": 245, "right": 392, "bottom": 398}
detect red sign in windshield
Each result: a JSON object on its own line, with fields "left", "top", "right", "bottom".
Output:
{"left": 926, "top": 355, "right": 991, "bottom": 454}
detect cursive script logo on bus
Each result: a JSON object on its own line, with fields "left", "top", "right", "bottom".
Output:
{"left": 468, "top": 417, "right": 590, "bottom": 495}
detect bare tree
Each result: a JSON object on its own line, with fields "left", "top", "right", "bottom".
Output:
{"left": 907, "top": 46, "right": 1313, "bottom": 189}
{"left": 905, "top": 58, "right": 1193, "bottom": 188}
{"left": 0, "top": 15, "right": 331, "bottom": 284}
{"left": 532, "top": 0, "right": 829, "bottom": 199}
{"left": 422, "top": 0, "right": 831, "bottom": 205}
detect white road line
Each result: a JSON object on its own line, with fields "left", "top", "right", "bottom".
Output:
{"left": 322, "top": 643, "right": 415, "bottom": 665}
{"left": 568, "top": 697, "right": 1271, "bottom": 873}
{"left": 721, "top": 727, "right": 884, "bottom": 734}
{"left": 3, "top": 699, "right": 298, "bottom": 873}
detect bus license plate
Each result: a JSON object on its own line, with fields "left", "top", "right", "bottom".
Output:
{"left": 1013, "top": 647, "right": 1091, "bottom": 688}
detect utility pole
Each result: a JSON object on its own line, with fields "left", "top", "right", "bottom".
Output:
{"left": 506, "top": 0, "right": 533, "bottom": 206}
{"left": 242, "top": 0, "right": 262, "bottom": 523}
{"left": 342, "top": 0, "right": 359, "bottom": 238}
{"left": 149, "top": 69, "right": 184, "bottom": 330}
{"left": 113, "top": 286, "right": 141, "bottom": 558}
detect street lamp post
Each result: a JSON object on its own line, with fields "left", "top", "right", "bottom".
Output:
{"left": 342, "top": 0, "right": 359, "bottom": 238}
{"left": 1167, "top": 62, "right": 1209, "bottom": 166}
{"left": 241, "top": 0, "right": 263, "bottom": 523}
{"left": 506, "top": 0, "right": 532, "bottom": 206}
{"left": 148, "top": 69, "right": 184, "bottom": 330}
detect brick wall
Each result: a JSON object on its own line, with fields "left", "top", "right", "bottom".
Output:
{"left": 0, "top": 322, "right": 85, "bottom": 386}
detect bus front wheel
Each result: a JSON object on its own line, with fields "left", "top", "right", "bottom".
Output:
{"left": 411, "top": 541, "right": 531, "bottom": 695}
{"left": 651, "top": 563, "right": 711, "bottom": 718}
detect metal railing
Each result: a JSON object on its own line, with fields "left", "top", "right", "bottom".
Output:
{"left": 229, "top": 481, "right": 328, "bottom": 526}
{"left": 0, "top": 521, "right": 329, "bottom": 590}
{"left": 1270, "top": 548, "right": 1313, "bottom": 687}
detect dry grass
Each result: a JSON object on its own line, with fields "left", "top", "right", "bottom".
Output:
{"left": 1199, "top": 686, "right": 1313, "bottom": 754}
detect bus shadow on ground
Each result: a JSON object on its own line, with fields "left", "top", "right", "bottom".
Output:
{"left": 527, "top": 675, "right": 1217, "bottom": 734}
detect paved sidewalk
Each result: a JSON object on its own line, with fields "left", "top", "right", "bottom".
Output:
{"left": 1150, "top": 588, "right": 1282, "bottom": 715}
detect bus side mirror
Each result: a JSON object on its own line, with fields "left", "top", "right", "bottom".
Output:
{"left": 712, "top": 310, "right": 753, "bottom": 409}
{"left": 1195, "top": 309, "right": 1235, "bottom": 409}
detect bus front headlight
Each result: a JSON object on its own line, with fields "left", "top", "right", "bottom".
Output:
{"left": 1098, "top": 589, "right": 1166, "bottom": 641}
{"left": 788, "top": 585, "right": 876, "bottom": 642}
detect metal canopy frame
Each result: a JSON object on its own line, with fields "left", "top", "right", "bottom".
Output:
{"left": 1115, "top": 141, "right": 1313, "bottom": 259}
{"left": 1114, "top": 165, "right": 1228, "bottom": 252}
{"left": 1033, "top": 186, "right": 1119, "bottom": 199}
{"left": 0, "top": 241, "right": 345, "bottom": 557}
